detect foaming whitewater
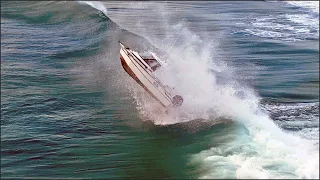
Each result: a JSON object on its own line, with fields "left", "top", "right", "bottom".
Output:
{"left": 76, "top": 1, "right": 318, "bottom": 178}
{"left": 132, "top": 24, "right": 226, "bottom": 124}
{"left": 262, "top": 102, "right": 319, "bottom": 143}
{"left": 124, "top": 8, "right": 319, "bottom": 179}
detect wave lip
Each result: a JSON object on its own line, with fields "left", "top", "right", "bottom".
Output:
{"left": 78, "top": 1, "right": 108, "bottom": 17}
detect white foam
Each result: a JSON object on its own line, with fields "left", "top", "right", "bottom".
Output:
{"left": 140, "top": 17, "right": 318, "bottom": 180}
{"left": 128, "top": 15, "right": 319, "bottom": 179}
{"left": 192, "top": 108, "right": 319, "bottom": 178}
{"left": 243, "top": 12, "right": 318, "bottom": 41}
{"left": 105, "top": 2, "right": 319, "bottom": 178}
{"left": 262, "top": 102, "right": 319, "bottom": 144}
{"left": 240, "top": 1, "right": 319, "bottom": 41}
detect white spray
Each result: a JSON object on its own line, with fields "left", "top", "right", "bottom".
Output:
{"left": 77, "top": 1, "right": 108, "bottom": 17}
{"left": 120, "top": 3, "right": 319, "bottom": 178}
{"left": 76, "top": 1, "right": 319, "bottom": 178}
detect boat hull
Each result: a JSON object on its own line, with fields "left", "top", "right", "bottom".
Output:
{"left": 120, "top": 47, "right": 172, "bottom": 107}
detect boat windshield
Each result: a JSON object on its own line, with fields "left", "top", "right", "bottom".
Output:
{"left": 144, "top": 59, "right": 161, "bottom": 71}
{"left": 140, "top": 53, "right": 161, "bottom": 71}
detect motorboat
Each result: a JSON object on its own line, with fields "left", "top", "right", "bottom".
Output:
{"left": 119, "top": 41, "right": 183, "bottom": 107}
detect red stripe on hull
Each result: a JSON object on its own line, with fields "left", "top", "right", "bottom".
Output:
{"left": 120, "top": 56, "right": 168, "bottom": 107}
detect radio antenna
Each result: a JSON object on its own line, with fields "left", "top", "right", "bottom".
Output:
{"left": 162, "top": 32, "right": 182, "bottom": 61}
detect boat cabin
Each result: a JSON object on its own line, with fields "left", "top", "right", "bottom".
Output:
{"left": 140, "top": 53, "right": 161, "bottom": 71}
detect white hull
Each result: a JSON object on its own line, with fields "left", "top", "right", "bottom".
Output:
{"left": 119, "top": 43, "right": 174, "bottom": 107}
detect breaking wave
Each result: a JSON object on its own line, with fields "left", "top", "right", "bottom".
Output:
{"left": 20, "top": 1, "right": 319, "bottom": 179}
{"left": 78, "top": 1, "right": 108, "bottom": 17}
{"left": 102, "top": 2, "right": 320, "bottom": 178}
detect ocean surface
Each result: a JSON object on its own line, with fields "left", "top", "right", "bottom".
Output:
{"left": 1, "top": 1, "right": 319, "bottom": 179}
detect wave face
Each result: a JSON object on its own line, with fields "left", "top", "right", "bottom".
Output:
{"left": 1, "top": 1, "right": 319, "bottom": 179}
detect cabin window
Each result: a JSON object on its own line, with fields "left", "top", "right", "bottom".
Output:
{"left": 144, "top": 59, "right": 160, "bottom": 71}
{"left": 151, "top": 64, "right": 161, "bottom": 71}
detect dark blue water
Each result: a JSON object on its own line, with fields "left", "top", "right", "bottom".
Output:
{"left": 1, "top": 1, "right": 319, "bottom": 179}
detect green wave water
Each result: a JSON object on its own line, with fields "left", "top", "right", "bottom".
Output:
{"left": 1, "top": 1, "right": 319, "bottom": 179}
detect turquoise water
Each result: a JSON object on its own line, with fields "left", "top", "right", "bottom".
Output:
{"left": 1, "top": 1, "right": 319, "bottom": 179}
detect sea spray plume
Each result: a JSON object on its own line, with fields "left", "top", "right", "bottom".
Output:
{"left": 132, "top": 16, "right": 237, "bottom": 124}
{"left": 72, "top": 1, "right": 319, "bottom": 176}
{"left": 126, "top": 3, "right": 318, "bottom": 178}
{"left": 166, "top": 29, "right": 319, "bottom": 177}
{"left": 132, "top": 22, "right": 232, "bottom": 124}
{"left": 121, "top": 3, "right": 237, "bottom": 124}
{"left": 77, "top": 1, "right": 108, "bottom": 17}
